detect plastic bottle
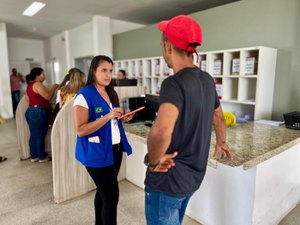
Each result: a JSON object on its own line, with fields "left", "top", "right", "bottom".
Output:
{"left": 122, "top": 98, "right": 129, "bottom": 114}
{"left": 155, "top": 60, "right": 160, "bottom": 76}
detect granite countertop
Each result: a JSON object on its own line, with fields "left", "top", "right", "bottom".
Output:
{"left": 124, "top": 122, "right": 300, "bottom": 170}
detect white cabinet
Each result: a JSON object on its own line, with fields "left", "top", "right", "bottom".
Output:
{"left": 203, "top": 46, "right": 277, "bottom": 120}
{"left": 114, "top": 46, "right": 277, "bottom": 120}
{"left": 114, "top": 57, "right": 173, "bottom": 95}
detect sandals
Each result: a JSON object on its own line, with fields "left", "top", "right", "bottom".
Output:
{"left": 30, "top": 158, "right": 39, "bottom": 162}
{"left": 30, "top": 157, "right": 51, "bottom": 163}
{"left": 38, "top": 157, "right": 51, "bottom": 163}
{"left": 0, "top": 156, "right": 7, "bottom": 163}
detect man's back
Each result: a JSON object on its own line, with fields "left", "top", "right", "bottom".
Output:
{"left": 145, "top": 67, "right": 219, "bottom": 195}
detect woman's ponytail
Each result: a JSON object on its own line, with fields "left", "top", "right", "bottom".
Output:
{"left": 25, "top": 67, "right": 44, "bottom": 84}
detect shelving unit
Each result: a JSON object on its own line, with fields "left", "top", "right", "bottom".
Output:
{"left": 114, "top": 46, "right": 277, "bottom": 120}
{"left": 114, "top": 56, "right": 173, "bottom": 94}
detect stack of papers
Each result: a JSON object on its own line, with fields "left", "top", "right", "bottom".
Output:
{"left": 255, "top": 120, "right": 285, "bottom": 127}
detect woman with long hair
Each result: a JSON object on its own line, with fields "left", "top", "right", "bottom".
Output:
{"left": 59, "top": 68, "right": 86, "bottom": 108}
{"left": 51, "top": 68, "right": 73, "bottom": 122}
{"left": 55, "top": 71, "right": 72, "bottom": 106}
{"left": 73, "top": 55, "right": 133, "bottom": 225}
{"left": 25, "top": 67, "right": 58, "bottom": 162}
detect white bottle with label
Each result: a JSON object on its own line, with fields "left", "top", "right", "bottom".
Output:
{"left": 155, "top": 60, "right": 160, "bottom": 76}
{"left": 215, "top": 83, "right": 223, "bottom": 99}
{"left": 200, "top": 60, "right": 207, "bottom": 71}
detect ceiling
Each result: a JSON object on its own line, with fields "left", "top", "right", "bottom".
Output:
{"left": 0, "top": 0, "right": 239, "bottom": 40}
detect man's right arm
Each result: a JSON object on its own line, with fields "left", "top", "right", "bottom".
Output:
{"left": 19, "top": 74, "right": 25, "bottom": 83}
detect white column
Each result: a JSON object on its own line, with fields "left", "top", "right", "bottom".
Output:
{"left": 0, "top": 23, "right": 13, "bottom": 118}
{"left": 92, "top": 15, "right": 113, "bottom": 58}
{"left": 64, "top": 31, "right": 71, "bottom": 69}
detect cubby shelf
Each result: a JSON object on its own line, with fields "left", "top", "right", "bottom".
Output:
{"left": 221, "top": 99, "right": 256, "bottom": 105}
{"left": 114, "top": 46, "right": 277, "bottom": 120}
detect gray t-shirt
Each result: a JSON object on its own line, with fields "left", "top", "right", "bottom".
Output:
{"left": 145, "top": 67, "right": 220, "bottom": 196}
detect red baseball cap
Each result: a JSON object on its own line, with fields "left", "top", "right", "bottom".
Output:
{"left": 158, "top": 15, "right": 202, "bottom": 52}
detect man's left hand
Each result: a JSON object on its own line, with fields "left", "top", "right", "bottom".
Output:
{"left": 149, "top": 152, "right": 178, "bottom": 172}
{"left": 213, "top": 143, "right": 233, "bottom": 160}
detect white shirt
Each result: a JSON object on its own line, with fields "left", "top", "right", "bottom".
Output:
{"left": 56, "top": 81, "right": 70, "bottom": 104}
{"left": 74, "top": 94, "right": 121, "bottom": 145}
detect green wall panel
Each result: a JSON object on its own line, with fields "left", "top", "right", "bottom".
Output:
{"left": 113, "top": 0, "right": 300, "bottom": 120}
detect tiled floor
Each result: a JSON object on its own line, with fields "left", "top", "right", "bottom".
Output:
{"left": 0, "top": 119, "right": 299, "bottom": 225}
{"left": 0, "top": 119, "right": 199, "bottom": 225}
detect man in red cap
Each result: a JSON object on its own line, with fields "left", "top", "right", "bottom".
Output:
{"left": 144, "top": 15, "right": 232, "bottom": 225}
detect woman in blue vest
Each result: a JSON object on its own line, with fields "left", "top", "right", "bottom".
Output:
{"left": 73, "top": 55, "right": 133, "bottom": 225}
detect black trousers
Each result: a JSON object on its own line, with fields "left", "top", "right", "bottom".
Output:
{"left": 86, "top": 144, "right": 123, "bottom": 225}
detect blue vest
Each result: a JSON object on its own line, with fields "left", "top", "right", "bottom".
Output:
{"left": 75, "top": 85, "right": 132, "bottom": 168}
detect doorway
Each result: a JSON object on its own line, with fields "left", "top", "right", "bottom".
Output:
{"left": 74, "top": 56, "right": 93, "bottom": 75}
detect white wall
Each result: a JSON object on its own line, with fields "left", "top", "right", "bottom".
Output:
{"left": 8, "top": 37, "right": 47, "bottom": 91}
{"left": 49, "top": 22, "right": 95, "bottom": 82}
{"left": 47, "top": 16, "right": 144, "bottom": 81}
{"left": 49, "top": 33, "right": 67, "bottom": 83}
{"left": 68, "top": 22, "right": 94, "bottom": 68}
{"left": 43, "top": 39, "right": 53, "bottom": 84}
{"left": 7, "top": 38, "right": 45, "bottom": 66}
{"left": 0, "top": 23, "right": 13, "bottom": 118}
{"left": 1, "top": 17, "right": 144, "bottom": 118}
{"left": 93, "top": 15, "right": 112, "bottom": 57}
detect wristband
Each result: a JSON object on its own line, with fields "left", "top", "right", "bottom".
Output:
{"left": 144, "top": 153, "right": 159, "bottom": 169}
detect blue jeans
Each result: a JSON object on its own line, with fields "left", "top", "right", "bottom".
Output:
{"left": 11, "top": 90, "right": 20, "bottom": 113}
{"left": 145, "top": 187, "right": 193, "bottom": 225}
{"left": 25, "top": 106, "right": 49, "bottom": 160}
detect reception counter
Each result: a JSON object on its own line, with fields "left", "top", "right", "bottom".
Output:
{"left": 124, "top": 122, "right": 300, "bottom": 225}
{"left": 125, "top": 122, "right": 300, "bottom": 168}
{"left": 15, "top": 86, "right": 300, "bottom": 224}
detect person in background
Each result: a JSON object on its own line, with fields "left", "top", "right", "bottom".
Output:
{"left": 55, "top": 69, "right": 75, "bottom": 107}
{"left": 117, "top": 69, "right": 126, "bottom": 79}
{"left": 51, "top": 71, "right": 72, "bottom": 124}
{"left": 10, "top": 68, "right": 25, "bottom": 115}
{"left": 25, "top": 67, "right": 58, "bottom": 163}
{"left": 144, "top": 15, "right": 233, "bottom": 225}
{"left": 73, "top": 55, "right": 133, "bottom": 225}
{"left": 59, "top": 68, "right": 86, "bottom": 108}
{"left": 113, "top": 69, "right": 127, "bottom": 86}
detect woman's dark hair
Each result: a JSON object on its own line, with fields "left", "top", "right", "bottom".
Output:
{"left": 25, "top": 67, "right": 44, "bottom": 84}
{"left": 119, "top": 69, "right": 126, "bottom": 77}
{"left": 86, "top": 55, "right": 120, "bottom": 107}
